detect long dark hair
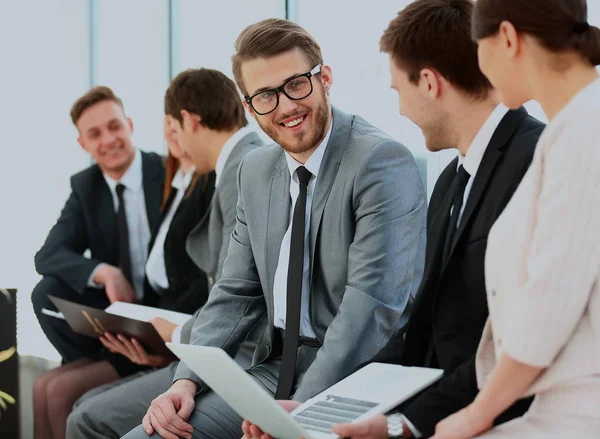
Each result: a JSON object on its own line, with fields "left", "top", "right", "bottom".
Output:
{"left": 473, "top": 0, "right": 600, "bottom": 66}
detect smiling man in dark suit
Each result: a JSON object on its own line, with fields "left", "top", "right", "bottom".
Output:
{"left": 330, "top": 1, "right": 546, "bottom": 438}
{"left": 32, "top": 86, "right": 165, "bottom": 368}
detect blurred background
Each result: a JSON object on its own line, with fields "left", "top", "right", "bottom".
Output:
{"left": 2, "top": 0, "right": 599, "bottom": 363}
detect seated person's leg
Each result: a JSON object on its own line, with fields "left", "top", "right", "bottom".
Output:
{"left": 121, "top": 363, "right": 279, "bottom": 439}
{"left": 46, "top": 360, "right": 119, "bottom": 439}
{"left": 34, "top": 358, "right": 93, "bottom": 439}
{"left": 32, "top": 276, "right": 108, "bottom": 362}
{"left": 66, "top": 363, "right": 178, "bottom": 439}
{"left": 72, "top": 367, "right": 153, "bottom": 411}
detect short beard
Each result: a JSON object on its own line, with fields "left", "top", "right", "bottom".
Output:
{"left": 258, "top": 88, "right": 330, "bottom": 155}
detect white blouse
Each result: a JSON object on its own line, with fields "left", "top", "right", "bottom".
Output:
{"left": 477, "top": 79, "right": 600, "bottom": 396}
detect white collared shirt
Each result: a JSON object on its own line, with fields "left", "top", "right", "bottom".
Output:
{"left": 88, "top": 149, "right": 151, "bottom": 300}
{"left": 273, "top": 121, "right": 333, "bottom": 339}
{"left": 215, "top": 126, "right": 254, "bottom": 187}
{"left": 146, "top": 166, "right": 196, "bottom": 292}
{"left": 454, "top": 104, "right": 509, "bottom": 225}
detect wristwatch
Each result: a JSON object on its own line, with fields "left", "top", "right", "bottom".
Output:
{"left": 387, "top": 413, "right": 404, "bottom": 438}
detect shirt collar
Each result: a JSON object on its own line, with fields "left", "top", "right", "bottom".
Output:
{"left": 215, "top": 126, "right": 255, "bottom": 187}
{"left": 171, "top": 165, "right": 196, "bottom": 191}
{"left": 103, "top": 149, "right": 143, "bottom": 193}
{"left": 285, "top": 119, "right": 333, "bottom": 182}
{"left": 457, "top": 104, "right": 509, "bottom": 177}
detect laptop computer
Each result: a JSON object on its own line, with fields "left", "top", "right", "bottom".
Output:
{"left": 166, "top": 343, "right": 443, "bottom": 439}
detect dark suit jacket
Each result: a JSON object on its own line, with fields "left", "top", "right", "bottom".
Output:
{"left": 371, "top": 108, "right": 545, "bottom": 438}
{"left": 153, "top": 172, "right": 216, "bottom": 314}
{"left": 34, "top": 151, "right": 165, "bottom": 296}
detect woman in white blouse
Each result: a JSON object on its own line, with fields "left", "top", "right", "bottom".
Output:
{"left": 432, "top": 0, "right": 600, "bottom": 438}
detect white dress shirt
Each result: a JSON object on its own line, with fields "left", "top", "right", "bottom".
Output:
{"left": 146, "top": 166, "right": 196, "bottom": 292}
{"left": 215, "top": 125, "right": 254, "bottom": 187}
{"left": 273, "top": 123, "right": 333, "bottom": 339}
{"left": 88, "top": 149, "right": 151, "bottom": 300}
{"left": 403, "top": 104, "right": 509, "bottom": 438}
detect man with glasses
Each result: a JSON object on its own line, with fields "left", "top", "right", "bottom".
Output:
{"left": 123, "top": 18, "right": 426, "bottom": 439}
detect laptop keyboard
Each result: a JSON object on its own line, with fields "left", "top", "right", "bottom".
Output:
{"left": 293, "top": 396, "right": 378, "bottom": 434}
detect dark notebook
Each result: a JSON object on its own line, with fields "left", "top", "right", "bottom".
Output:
{"left": 49, "top": 296, "right": 176, "bottom": 359}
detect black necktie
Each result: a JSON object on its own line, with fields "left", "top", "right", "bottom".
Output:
{"left": 275, "top": 166, "right": 312, "bottom": 400}
{"left": 442, "top": 165, "right": 471, "bottom": 264}
{"left": 116, "top": 183, "right": 132, "bottom": 284}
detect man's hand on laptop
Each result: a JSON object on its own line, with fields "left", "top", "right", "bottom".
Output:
{"left": 99, "top": 332, "right": 170, "bottom": 367}
{"left": 94, "top": 264, "right": 136, "bottom": 303}
{"left": 142, "top": 379, "right": 197, "bottom": 439}
{"left": 241, "top": 400, "right": 301, "bottom": 439}
{"left": 331, "top": 414, "right": 390, "bottom": 439}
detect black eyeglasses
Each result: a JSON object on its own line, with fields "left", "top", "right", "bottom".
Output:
{"left": 245, "top": 64, "right": 322, "bottom": 115}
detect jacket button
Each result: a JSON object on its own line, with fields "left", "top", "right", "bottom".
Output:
{"left": 491, "top": 289, "right": 496, "bottom": 297}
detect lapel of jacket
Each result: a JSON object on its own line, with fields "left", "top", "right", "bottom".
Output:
{"left": 141, "top": 151, "right": 164, "bottom": 238}
{"left": 96, "top": 168, "right": 119, "bottom": 261}
{"left": 308, "top": 107, "right": 350, "bottom": 283}
{"left": 410, "top": 167, "right": 456, "bottom": 314}
{"left": 443, "top": 107, "right": 528, "bottom": 271}
{"left": 265, "top": 152, "right": 291, "bottom": 305}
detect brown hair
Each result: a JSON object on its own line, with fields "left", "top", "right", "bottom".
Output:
{"left": 164, "top": 68, "right": 248, "bottom": 131}
{"left": 381, "top": 0, "right": 492, "bottom": 99}
{"left": 160, "top": 153, "right": 203, "bottom": 212}
{"left": 70, "top": 86, "right": 124, "bottom": 125}
{"left": 473, "top": 0, "right": 600, "bottom": 66}
{"left": 232, "top": 18, "right": 323, "bottom": 96}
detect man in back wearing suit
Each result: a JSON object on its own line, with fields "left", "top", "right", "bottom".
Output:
{"left": 330, "top": 1, "right": 545, "bottom": 438}
{"left": 123, "top": 18, "right": 427, "bottom": 439}
{"left": 66, "top": 68, "right": 264, "bottom": 439}
{"left": 32, "top": 86, "right": 165, "bottom": 370}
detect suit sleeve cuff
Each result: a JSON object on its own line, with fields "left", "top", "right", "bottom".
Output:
{"left": 173, "top": 362, "right": 203, "bottom": 389}
{"left": 87, "top": 263, "right": 106, "bottom": 288}
{"left": 401, "top": 414, "right": 422, "bottom": 438}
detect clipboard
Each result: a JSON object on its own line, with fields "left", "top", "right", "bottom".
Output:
{"left": 48, "top": 296, "right": 176, "bottom": 359}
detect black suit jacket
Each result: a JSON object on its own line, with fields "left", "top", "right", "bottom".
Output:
{"left": 151, "top": 172, "right": 216, "bottom": 314}
{"left": 371, "top": 108, "right": 545, "bottom": 438}
{"left": 35, "top": 151, "right": 165, "bottom": 296}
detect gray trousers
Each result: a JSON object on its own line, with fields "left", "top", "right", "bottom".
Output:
{"left": 66, "top": 363, "right": 177, "bottom": 439}
{"left": 68, "top": 344, "right": 316, "bottom": 439}
{"left": 121, "top": 362, "right": 279, "bottom": 439}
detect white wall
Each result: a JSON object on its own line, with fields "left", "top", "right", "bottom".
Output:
{"left": 178, "top": 0, "right": 286, "bottom": 143}
{"left": 2, "top": 0, "right": 600, "bottom": 360}
{"left": 96, "top": 0, "right": 170, "bottom": 154}
{"left": 0, "top": 0, "right": 91, "bottom": 359}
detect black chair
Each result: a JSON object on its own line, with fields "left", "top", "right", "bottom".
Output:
{"left": 0, "top": 288, "right": 19, "bottom": 438}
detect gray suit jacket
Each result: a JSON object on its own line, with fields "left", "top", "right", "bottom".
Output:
{"left": 179, "top": 132, "right": 264, "bottom": 342}
{"left": 175, "top": 107, "right": 427, "bottom": 401}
